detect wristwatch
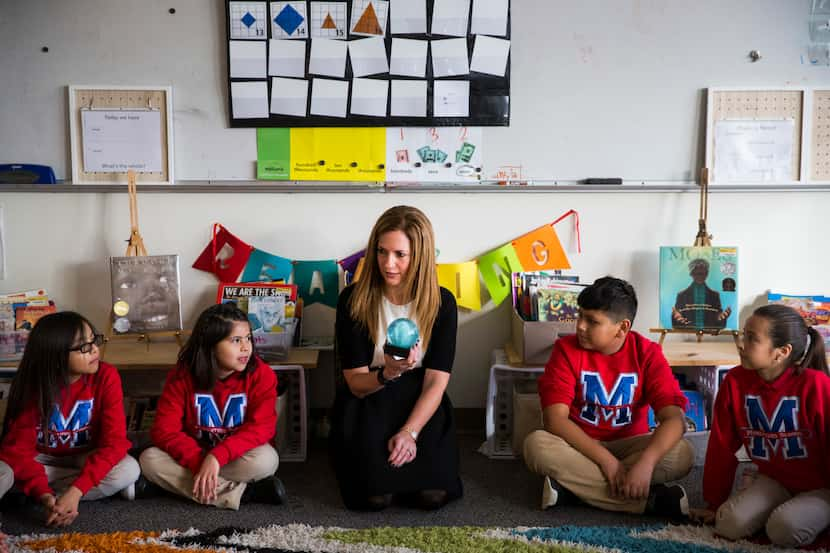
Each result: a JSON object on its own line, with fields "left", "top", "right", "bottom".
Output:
{"left": 403, "top": 427, "right": 418, "bottom": 441}
{"left": 377, "top": 368, "right": 390, "bottom": 385}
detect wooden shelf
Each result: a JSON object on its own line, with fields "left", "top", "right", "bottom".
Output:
{"left": 504, "top": 338, "right": 740, "bottom": 368}
{"left": 0, "top": 340, "right": 318, "bottom": 371}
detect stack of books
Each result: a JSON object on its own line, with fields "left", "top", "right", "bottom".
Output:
{"left": 0, "top": 289, "right": 55, "bottom": 362}
{"left": 217, "top": 282, "right": 301, "bottom": 361}
{"left": 512, "top": 272, "right": 584, "bottom": 323}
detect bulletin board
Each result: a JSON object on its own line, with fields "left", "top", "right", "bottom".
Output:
{"left": 705, "top": 88, "right": 806, "bottom": 186}
{"left": 811, "top": 89, "right": 830, "bottom": 182}
{"left": 225, "top": 0, "right": 511, "bottom": 128}
{"left": 68, "top": 85, "right": 174, "bottom": 185}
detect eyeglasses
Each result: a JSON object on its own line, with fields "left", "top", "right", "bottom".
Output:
{"left": 69, "top": 334, "right": 104, "bottom": 354}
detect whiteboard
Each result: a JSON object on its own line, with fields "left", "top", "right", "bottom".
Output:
{"left": 81, "top": 109, "right": 163, "bottom": 173}
{"left": 2, "top": 0, "right": 829, "bottom": 183}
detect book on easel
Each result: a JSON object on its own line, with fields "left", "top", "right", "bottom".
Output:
{"left": 109, "top": 254, "right": 182, "bottom": 335}
{"left": 103, "top": 170, "right": 186, "bottom": 348}
{"left": 652, "top": 168, "right": 741, "bottom": 348}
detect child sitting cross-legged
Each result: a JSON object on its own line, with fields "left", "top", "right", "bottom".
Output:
{"left": 524, "top": 276, "right": 694, "bottom": 518}
{"left": 693, "top": 305, "right": 830, "bottom": 548}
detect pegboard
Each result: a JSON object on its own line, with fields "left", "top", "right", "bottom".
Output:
{"left": 68, "top": 85, "right": 174, "bottom": 184}
{"left": 706, "top": 88, "right": 805, "bottom": 185}
{"left": 811, "top": 89, "right": 830, "bottom": 181}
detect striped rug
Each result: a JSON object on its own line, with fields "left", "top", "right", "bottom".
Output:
{"left": 8, "top": 524, "right": 829, "bottom": 553}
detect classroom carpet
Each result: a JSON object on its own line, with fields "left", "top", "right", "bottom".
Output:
{"left": 1, "top": 434, "right": 811, "bottom": 553}
{"left": 9, "top": 524, "right": 830, "bottom": 553}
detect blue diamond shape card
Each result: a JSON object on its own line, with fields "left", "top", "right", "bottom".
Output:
{"left": 270, "top": 2, "right": 308, "bottom": 39}
{"left": 229, "top": 1, "right": 268, "bottom": 39}
{"left": 310, "top": 2, "right": 348, "bottom": 39}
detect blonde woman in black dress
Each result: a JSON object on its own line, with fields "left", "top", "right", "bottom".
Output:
{"left": 330, "top": 205, "right": 461, "bottom": 511}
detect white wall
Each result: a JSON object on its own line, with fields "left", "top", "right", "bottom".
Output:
{"left": 2, "top": 1, "right": 829, "bottom": 407}
{"left": 2, "top": 190, "right": 828, "bottom": 407}
{"left": 1, "top": 0, "right": 825, "bottom": 180}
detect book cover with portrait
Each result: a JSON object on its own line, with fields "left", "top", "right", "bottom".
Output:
{"left": 659, "top": 246, "right": 738, "bottom": 331}
{"left": 110, "top": 255, "right": 182, "bottom": 334}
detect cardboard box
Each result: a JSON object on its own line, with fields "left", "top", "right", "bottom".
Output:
{"left": 510, "top": 308, "right": 575, "bottom": 365}
{"left": 512, "top": 380, "right": 543, "bottom": 455}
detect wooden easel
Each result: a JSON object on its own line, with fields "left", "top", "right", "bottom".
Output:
{"left": 693, "top": 168, "right": 712, "bottom": 247}
{"left": 651, "top": 167, "right": 740, "bottom": 350}
{"left": 103, "top": 170, "right": 185, "bottom": 352}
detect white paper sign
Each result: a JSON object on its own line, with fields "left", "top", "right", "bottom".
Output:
{"left": 386, "top": 127, "right": 483, "bottom": 183}
{"left": 714, "top": 119, "right": 795, "bottom": 183}
{"left": 81, "top": 110, "right": 163, "bottom": 172}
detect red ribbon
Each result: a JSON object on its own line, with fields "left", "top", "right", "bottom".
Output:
{"left": 552, "top": 209, "right": 581, "bottom": 253}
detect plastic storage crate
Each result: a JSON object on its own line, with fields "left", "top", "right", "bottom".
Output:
{"left": 272, "top": 365, "right": 307, "bottom": 462}
{"left": 481, "top": 350, "right": 543, "bottom": 459}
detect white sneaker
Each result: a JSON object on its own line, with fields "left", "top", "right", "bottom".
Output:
{"left": 120, "top": 482, "right": 135, "bottom": 501}
{"left": 541, "top": 476, "right": 558, "bottom": 510}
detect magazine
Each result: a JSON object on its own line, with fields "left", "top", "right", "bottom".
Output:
{"left": 659, "top": 246, "right": 738, "bottom": 331}
{"left": 768, "top": 293, "right": 830, "bottom": 348}
{"left": 110, "top": 255, "right": 182, "bottom": 334}
{"left": 512, "top": 271, "right": 582, "bottom": 321}
{"left": 0, "top": 289, "right": 53, "bottom": 361}
{"left": 217, "top": 282, "right": 299, "bottom": 361}
{"left": 536, "top": 286, "right": 581, "bottom": 323}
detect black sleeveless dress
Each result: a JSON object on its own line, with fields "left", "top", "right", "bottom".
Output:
{"left": 329, "top": 285, "right": 462, "bottom": 509}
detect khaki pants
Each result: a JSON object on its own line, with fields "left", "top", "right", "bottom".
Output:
{"left": 0, "top": 453, "right": 139, "bottom": 500}
{"left": 523, "top": 430, "right": 694, "bottom": 513}
{"left": 139, "top": 444, "right": 278, "bottom": 510}
{"left": 0, "top": 460, "right": 13, "bottom": 499}
{"left": 716, "top": 473, "right": 830, "bottom": 547}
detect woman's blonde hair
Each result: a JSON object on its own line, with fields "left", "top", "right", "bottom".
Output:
{"left": 349, "top": 205, "right": 440, "bottom": 350}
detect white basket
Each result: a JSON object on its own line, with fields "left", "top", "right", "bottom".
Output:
{"left": 482, "top": 350, "right": 543, "bottom": 459}
{"left": 272, "top": 365, "right": 307, "bottom": 462}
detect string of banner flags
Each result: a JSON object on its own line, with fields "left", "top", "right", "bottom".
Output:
{"left": 193, "top": 210, "right": 580, "bottom": 312}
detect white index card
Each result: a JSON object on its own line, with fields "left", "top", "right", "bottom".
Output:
{"left": 431, "top": 38, "right": 469, "bottom": 77}
{"left": 390, "top": 38, "right": 428, "bottom": 77}
{"left": 351, "top": 78, "right": 389, "bottom": 116}
{"left": 390, "top": 0, "right": 426, "bottom": 34}
{"left": 309, "top": 38, "right": 348, "bottom": 77}
{"left": 348, "top": 37, "right": 389, "bottom": 77}
{"left": 431, "top": 0, "right": 470, "bottom": 37}
{"left": 230, "top": 40, "right": 267, "bottom": 78}
{"left": 270, "top": 77, "right": 309, "bottom": 116}
{"left": 268, "top": 39, "right": 307, "bottom": 77}
{"left": 471, "top": 0, "right": 508, "bottom": 36}
{"left": 231, "top": 81, "right": 269, "bottom": 118}
{"left": 434, "top": 80, "right": 469, "bottom": 117}
{"left": 310, "top": 78, "right": 349, "bottom": 117}
{"left": 390, "top": 80, "right": 427, "bottom": 117}
{"left": 470, "top": 35, "right": 510, "bottom": 76}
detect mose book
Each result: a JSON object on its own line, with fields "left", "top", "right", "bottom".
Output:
{"left": 659, "top": 246, "right": 738, "bottom": 331}
{"left": 110, "top": 255, "right": 182, "bottom": 334}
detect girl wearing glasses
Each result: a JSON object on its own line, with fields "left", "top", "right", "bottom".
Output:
{"left": 138, "top": 303, "right": 285, "bottom": 509}
{"left": 0, "top": 312, "right": 139, "bottom": 527}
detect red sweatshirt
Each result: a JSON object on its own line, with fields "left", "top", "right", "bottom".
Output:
{"left": 703, "top": 365, "right": 830, "bottom": 509}
{"left": 0, "top": 362, "right": 131, "bottom": 498}
{"left": 150, "top": 357, "right": 277, "bottom": 474}
{"left": 538, "top": 332, "right": 687, "bottom": 441}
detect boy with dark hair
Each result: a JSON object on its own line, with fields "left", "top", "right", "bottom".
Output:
{"left": 524, "top": 277, "right": 694, "bottom": 517}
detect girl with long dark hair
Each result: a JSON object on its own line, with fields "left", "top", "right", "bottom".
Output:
{"left": 0, "top": 312, "right": 138, "bottom": 527}
{"left": 138, "top": 303, "right": 284, "bottom": 509}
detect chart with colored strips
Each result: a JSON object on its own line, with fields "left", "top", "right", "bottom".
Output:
{"left": 226, "top": 0, "right": 511, "bottom": 127}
